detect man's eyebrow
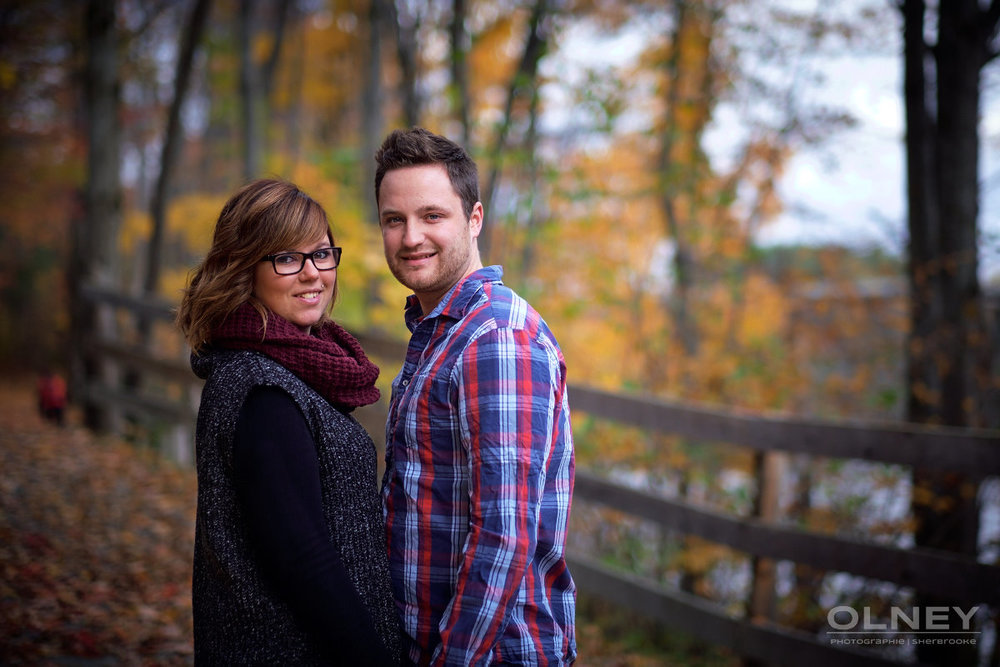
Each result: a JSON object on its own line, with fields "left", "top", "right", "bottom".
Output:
{"left": 415, "top": 203, "right": 452, "bottom": 215}
{"left": 380, "top": 203, "right": 454, "bottom": 218}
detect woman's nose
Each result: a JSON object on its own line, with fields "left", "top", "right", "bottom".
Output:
{"left": 299, "top": 256, "right": 321, "bottom": 278}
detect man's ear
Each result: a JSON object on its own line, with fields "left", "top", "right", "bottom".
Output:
{"left": 469, "top": 201, "right": 484, "bottom": 239}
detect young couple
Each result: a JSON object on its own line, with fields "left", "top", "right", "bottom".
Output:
{"left": 177, "top": 127, "right": 577, "bottom": 666}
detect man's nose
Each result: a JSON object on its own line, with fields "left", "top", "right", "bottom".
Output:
{"left": 402, "top": 220, "right": 425, "bottom": 247}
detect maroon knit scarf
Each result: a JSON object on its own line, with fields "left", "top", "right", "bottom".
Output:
{"left": 212, "top": 303, "right": 380, "bottom": 411}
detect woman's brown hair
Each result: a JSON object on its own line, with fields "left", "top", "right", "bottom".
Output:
{"left": 176, "top": 179, "right": 335, "bottom": 353}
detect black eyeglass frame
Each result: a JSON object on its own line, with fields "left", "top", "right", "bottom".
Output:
{"left": 261, "top": 246, "right": 343, "bottom": 275}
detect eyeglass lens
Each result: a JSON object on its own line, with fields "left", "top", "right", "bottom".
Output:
{"left": 272, "top": 247, "right": 341, "bottom": 275}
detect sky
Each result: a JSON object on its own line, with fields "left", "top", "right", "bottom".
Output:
{"left": 543, "top": 3, "right": 1000, "bottom": 281}
{"left": 757, "top": 49, "right": 1000, "bottom": 283}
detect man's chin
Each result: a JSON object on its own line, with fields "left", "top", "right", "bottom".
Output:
{"left": 392, "top": 266, "right": 432, "bottom": 291}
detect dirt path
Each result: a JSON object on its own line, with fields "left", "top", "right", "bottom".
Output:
{"left": 0, "top": 379, "right": 696, "bottom": 666}
{"left": 0, "top": 380, "right": 196, "bottom": 665}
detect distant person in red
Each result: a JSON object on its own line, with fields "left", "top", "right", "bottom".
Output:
{"left": 37, "top": 370, "right": 67, "bottom": 426}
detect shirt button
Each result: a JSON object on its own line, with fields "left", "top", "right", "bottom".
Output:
{"left": 401, "top": 379, "right": 409, "bottom": 387}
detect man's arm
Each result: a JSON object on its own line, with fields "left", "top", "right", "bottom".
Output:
{"left": 432, "top": 327, "right": 562, "bottom": 665}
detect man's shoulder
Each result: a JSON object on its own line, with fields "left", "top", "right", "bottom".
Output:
{"left": 470, "top": 280, "right": 534, "bottom": 328}
{"left": 462, "top": 281, "right": 561, "bottom": 351}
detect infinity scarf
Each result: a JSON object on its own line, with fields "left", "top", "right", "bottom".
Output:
{"left": 211, "top": 303, "right": 380, "bottom": 411}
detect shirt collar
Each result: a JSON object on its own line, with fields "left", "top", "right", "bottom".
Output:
{"left": 404, "top": 265, "right": 504, "bottom": 332}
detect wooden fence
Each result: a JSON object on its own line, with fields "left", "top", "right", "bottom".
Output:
{"left": 78, "top": 285, "right": 1000, "bottom": 666}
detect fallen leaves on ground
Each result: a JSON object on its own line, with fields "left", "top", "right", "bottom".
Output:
{"left": 0, "top": 378, "right": 724, "bottom": 667}
{"left": 0, "top": 380, "right": 196, "bottom": 665}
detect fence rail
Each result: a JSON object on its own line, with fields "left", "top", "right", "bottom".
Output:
{"left": 569, "top": 385, "right": 1000, "bottom": 477}
{"left": 572, "top": 471, "right": 999, "bottom": 606}
{"left": 77, "top": 285, "right": 1000, "bottom": 666}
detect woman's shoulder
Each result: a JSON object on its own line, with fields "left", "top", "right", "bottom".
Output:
{"left": 198, "top": 348, "right": 292, "bottom": 384}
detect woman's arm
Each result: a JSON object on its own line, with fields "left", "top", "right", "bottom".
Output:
{"left": 234, "top": 385, "right": 396, "bottom": 665}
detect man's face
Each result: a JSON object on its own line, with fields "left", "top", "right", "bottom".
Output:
{"left": 378, "top": 163, "right": 483, "bottom": 314}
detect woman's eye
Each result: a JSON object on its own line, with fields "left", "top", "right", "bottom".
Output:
{"left": 312, "top": 250, "right": 330, "bottom": 260}
{"left": 275, "top": 254, "right": 297, "bottom": 265}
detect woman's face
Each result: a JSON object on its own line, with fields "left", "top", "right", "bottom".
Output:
{"left": 252, "top": 233, "right": 336, "bottom": 334}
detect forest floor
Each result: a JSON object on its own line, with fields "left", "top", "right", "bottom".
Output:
{"left": 0, "top": 377, "right": 729, "bottom": 666}
{"left": 0, "top": 379, "right": 196, "bottom": 665}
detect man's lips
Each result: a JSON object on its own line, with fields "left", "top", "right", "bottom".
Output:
{"left": 401, "top": 251, "right": 436, "bottom": 264}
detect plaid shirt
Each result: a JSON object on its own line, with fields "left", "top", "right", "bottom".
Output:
{"left": 382, "top": 266, "right": 576, "bottom": 666}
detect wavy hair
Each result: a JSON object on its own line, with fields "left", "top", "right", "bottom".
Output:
{"left": 176, "top": 179, "right": 335, "bottom": 353}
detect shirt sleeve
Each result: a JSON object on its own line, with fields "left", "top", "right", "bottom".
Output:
{"left": 234, "top": 385, "right": 396, "bottom": 666}
{"left": 432, "top": 328, "right": 560, "bottom": 666}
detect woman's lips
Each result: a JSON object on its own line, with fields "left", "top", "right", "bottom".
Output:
{"left": 295, "top": 290, "right": 322, "bottom": 302}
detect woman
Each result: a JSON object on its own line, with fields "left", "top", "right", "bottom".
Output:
{"left": 176, "top": 179, "right": 401, "bottom": 665}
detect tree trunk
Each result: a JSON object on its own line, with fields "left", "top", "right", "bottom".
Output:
{"left": 284, "top": 10, "right": 306, "bottom": 168}
{"left": 449, "top": 0, "right": 471, "bottom": 147}
{"left": 258, "top": 0, "right": 290, "bottom": 165}
{"left": 657, "top": 1, "right": 700, "bottom": 364}
{"left": 260, "top": 0, "right": 290, "bottom": 101}
{"left": 901, "top": 1, "right": 998, "bottom": 663}
{"left": 934, "top": 0, "right": 989, "bottom": 428}
{"left": 519, "top": 79, "right": 544, "bottom": 282}
{"left": 144, "top": 0, "right": 212, "bottom": 298}
{"left": 363, "top": 0, "right": 386, "bottom": 221}
{"left": 71, "top": 0, "right": 121, "bottom": 430}
{"left": 362, "top": 0, "right": 388, "bottom": 327}
{"left": 902, "top": 0, "right": 940, "bottom": 425}
{"left": 480, "top": 0, "right": 552, "bottom": 263}
{"left": 392, "top": 0, "right": 420, "bottom": 127}
{"left": 81, "top": 0, "right": 121, "bottom": 282}
{"left": 238, "top": 0, "right": 259, "bottom": 181}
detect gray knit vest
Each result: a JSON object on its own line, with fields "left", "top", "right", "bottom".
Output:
{"left": 191, "top": 349, "right": 401, "bottom": 665}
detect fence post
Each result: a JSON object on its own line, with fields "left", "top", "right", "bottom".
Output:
{"left": 747, "top": 451, "right": 786, "bottom": 624}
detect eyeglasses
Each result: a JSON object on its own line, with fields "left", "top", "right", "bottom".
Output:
{"left": 261, "top": 246, "right": 342, "bottom": 275}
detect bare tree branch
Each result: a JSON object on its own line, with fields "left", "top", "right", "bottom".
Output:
{"left": 145, "top": 0, "right": 212, "bottom": 296}
{"left": 480, "top": 0, "right": 552, "bottom": 262}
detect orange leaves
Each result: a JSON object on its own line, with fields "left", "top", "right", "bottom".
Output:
{"left": 469, "top": 12, "right": 521, "bottom": 104}
{"left": 0, "top": 382, "right": 196, "bottom": 664}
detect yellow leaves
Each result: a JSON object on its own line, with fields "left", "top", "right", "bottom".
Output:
{"left": 675, "top": 536, "right": 732, "bottom": 578}
{"left": 167, "top": 193, "right": 225, "bottom": 252}
{"left": 469, "top": 14, "right": 521, "bottom": 110}
{"left": 741, "top": 277, "right": 786, "bottom": 342}
{"left": 160, "top": 266, "right": 192, "bottom": 303}
{"left": 119, "top": 193, "right": 222, "bottom": 257}
{"left": 119, "top": 209, "right": 151, "bottom": 254}
{"left": 296, "top": 10, "right": 363, "bottom": 116}
{"left": 802, "top": 506, "right": 842, "bottom": 535}
{"left": 0, "top": 60, "right": 16, "bottom": 90}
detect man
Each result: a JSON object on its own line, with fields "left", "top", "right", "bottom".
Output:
{"left": 375, "top": 127, "right": 576, "bottom": 666}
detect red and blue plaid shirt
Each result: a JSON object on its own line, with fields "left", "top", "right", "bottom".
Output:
{"left": 381, "top": 266, "right": 576, "bottom": 666}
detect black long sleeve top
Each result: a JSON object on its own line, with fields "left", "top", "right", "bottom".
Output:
{"left": 233, "top": 385, "right": 397, "bottom": 665}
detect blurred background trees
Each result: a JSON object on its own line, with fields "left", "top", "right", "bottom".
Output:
{"left": 4, "top": 0, "right": 995, "bottom": 430}
{"left": 1, "top": 0, "right": 999, "bottom": 660}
